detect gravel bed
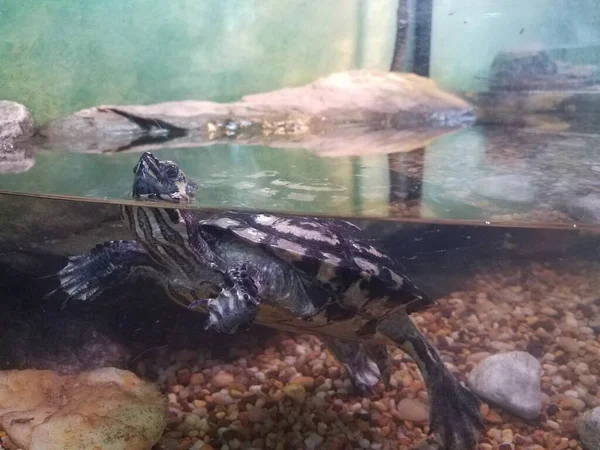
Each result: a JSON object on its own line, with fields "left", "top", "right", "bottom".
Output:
{"left": 138, "top": 259, "right": 600, "bottom": 450}
{"left": 2, "top": 259, "right": 594, "bottom": 450}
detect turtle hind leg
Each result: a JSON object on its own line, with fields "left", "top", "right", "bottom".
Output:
{"left": 378, "top": 312, "right": 483, "bottom": 450}
{"left": 189, "top": 264, "right": 260, "bottom": 334}
{"left": 323, "top": 337, "right": 390, "bottom": 396}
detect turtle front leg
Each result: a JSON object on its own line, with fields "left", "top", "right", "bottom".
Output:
{"left": 188, "top": 264, "right": 261, "bottom": 334}
{"left": 49, "top": 240, "right": 163, "bottom": 304}
{"left": 378, "top": 312, "right": 483, "bottom": 450}
{"left": 322, "top": 337, "right": 390, "bottom": 396}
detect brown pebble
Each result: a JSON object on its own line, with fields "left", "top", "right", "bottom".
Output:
{"left": 230, "top": 389, "right": 243, "bottom": 399}
{"left": 372, "top": 401, "right": 388, "bottom": 413}
{"left": 323, "top": 409, "right": 338, "bottom": 424}
{"left": 212, "top": 371, "right": 235, "bottom": 388}
{"left": 282, "top": 383, "right": 306, "bottom": 404}
{"left": 395, "top": 398, "right": 429, "bottom": 422}
{"left": 546, "top": 403, "right": 559, "bottom": 416}
{"left": 290, "top": 376, "right": 315, "bottom": 389}
{"left": 580, "top": 374, "right": 597, "bottom": 387}
{"left": 557, "top": 337, "right": 580, "bottom": 353}
{"left": 177, "top": 438, "right": 192, "bottom": 450}
{"left": 561, "top": 397, "right": 586, "bottom": 412}
{"left": 328, "top": 367, "right": 341, "bottom": 378}
{"left": 485, "top": 411, "right": 503, "bottom": 424}
{"left": 177, "top": 368, "right": 192, "bottom": 385}
{"left": 514, "top": 434, "right": 531, "bottom": 446}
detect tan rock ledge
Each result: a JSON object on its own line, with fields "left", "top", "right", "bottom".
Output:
{"left": 38, "top": 70, "right": 475, "bottom": 156}
{"left": 0, "top": 367, "right": 168, "bottom": 450}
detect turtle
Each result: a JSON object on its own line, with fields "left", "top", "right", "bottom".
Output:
{"left": 54, "top": 151, "right": 483, "bottom": 450}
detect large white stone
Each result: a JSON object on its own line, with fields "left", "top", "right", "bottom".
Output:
{"left": 467, "top": 351, "right": 542, "bottom": 420}
{"left": 579, "top": 407, "right": 600, "bottom": 450}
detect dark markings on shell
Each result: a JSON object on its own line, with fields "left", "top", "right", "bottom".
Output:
{"left": 200, "top": 212, "right": 434, "bottom": 315}
{"left": 165, "top": 208, "right": 181, "bottom": 224}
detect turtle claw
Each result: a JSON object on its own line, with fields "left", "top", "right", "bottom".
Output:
{"left": 49, "top": 240, "right": 160, "bottom": 305}
{"left": 190, "top": 265, "right": 261, "bottom": 334}
{"left": 429, "top": 372, "right": 483, "bottom": 450}
{"left": 323, "top": 338, "right": 388, "bottom": 397}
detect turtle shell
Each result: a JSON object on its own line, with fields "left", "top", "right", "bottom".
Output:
{"left": 200, "top": 212, "right": 433, "bottom": 315}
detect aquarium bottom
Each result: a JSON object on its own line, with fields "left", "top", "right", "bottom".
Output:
{"left": 1, "top": 258, "right": 597, "bottom": 450}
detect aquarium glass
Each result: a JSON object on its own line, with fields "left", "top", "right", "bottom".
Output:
{"left": 0, "top": 2, "right": 599, "bottom": 450}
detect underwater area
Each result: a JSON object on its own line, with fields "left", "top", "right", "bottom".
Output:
{"left": 0, "top": 1, "right": 599, "bottom": 450}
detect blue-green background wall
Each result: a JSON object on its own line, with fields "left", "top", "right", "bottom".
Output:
{"left": 0, "top": 0, "right": 398, "bottom": 122}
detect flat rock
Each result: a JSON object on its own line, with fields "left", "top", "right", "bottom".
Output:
{"left": 38, "top": 70, "right": 475, "bottom": 156}
{"left": 467, "top": 351, "right": 542, "bottom": 420}
{"left": 473, "top": 174, "right": 536, "bottom": 205}
{"left": 0, "top": 100, "right": 35, "bottom": 173}
{"left": 567, "top": 193, "right": 600, "bottom": 223}
{"left": 0, "top": 367, "right": 168, "bottom": 450}
{"left": 578, "top": 407, "right": 600, "bottom": 450}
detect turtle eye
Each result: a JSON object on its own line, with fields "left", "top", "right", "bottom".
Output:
{"left": 164, "top": 164, "right": 180, "bottom": 179}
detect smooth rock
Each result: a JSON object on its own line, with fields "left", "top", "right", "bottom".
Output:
{"left": 0, "top": 367, "right": 168, "bottom": 450}
{"left": 467, "top": 351, "right": 542, "bottom": 420}
{"left": 473, "top": 174, "right": 536, "bottom": 204}
{"left": 578, "top": 407, "right": 600, "bottom": 450}
{"left": 395, "top": 398, "right": 429, "bottom": 422}
{"left": 568, "top": 193, "right": 600, "bottom": 224}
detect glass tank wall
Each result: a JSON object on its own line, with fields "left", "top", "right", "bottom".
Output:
{"left": 0, "top": 2, "right": 599, "bottom": 450}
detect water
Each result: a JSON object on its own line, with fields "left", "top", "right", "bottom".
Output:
{"left": 1, "top": 125, "right": 600, "bottom": 229}
{"left": 1, "top": 2, "right": 600, "bottom": 450}
{"left": 1, "top": 132, "right": 599, "bottom": 450}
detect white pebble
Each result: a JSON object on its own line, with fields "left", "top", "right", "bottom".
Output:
{"left": 564, "top": 390, "right": 579, "bottom": 398}
{"left": 565, "top": 314, "right": 578, "bottom": 327}
{"left": 316, "top": 379, "right": 332, "bottom": 392}
{"left": 295, "top": 345, "right": 307, "bottom": 355}
{"left": 359, "top": 438, "right": 371, "bottom": 448}
{"left": 304, "top": 432, "right": 324, "bottom": 449}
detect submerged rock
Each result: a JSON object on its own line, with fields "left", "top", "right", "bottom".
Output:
{"left": 0, "top": 367, "right": 168, "bottom": 450}
{"left": 567, "top": 193, "right": 600, "bottom": 224}
{"left": 38, "top": 70, "right": 475, "bottom": 156}
{"left": 0, "top": 101, "right": 34, "bottom": 143}
{"left": 0, "top": 100, "right": 35, "bottom": 173}
{"left": 578, "top": 407, "right": 600, "bottom": 450}
{"left": 467, "top": 351, "right": 542, "bottom": 420}
{"left": 473, "top": 174, "right": 537, "bottom": 205}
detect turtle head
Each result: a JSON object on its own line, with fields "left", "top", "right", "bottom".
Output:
{"left": 132, "top": 152, "right": 198, "bottom": 203}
